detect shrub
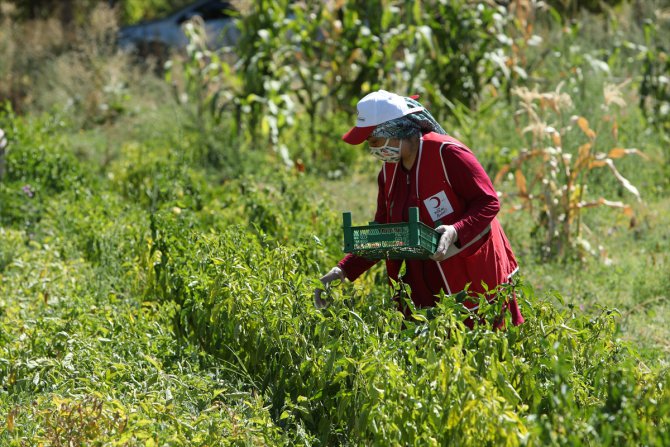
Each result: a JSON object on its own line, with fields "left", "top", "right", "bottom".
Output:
{"left": 1, "top": 111, "right": 90, "bottom": 194}
{"left": 108, "top": 141, "right": 208, "bottom": 211}
{"left": 0, "top": 108, "right": 91, "bottom": 229}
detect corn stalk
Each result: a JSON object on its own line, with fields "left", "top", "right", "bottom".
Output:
{"left": 496, "top": 82, "right": 647, "bottom": 260}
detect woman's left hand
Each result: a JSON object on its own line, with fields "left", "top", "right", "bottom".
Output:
{"left": 430, "top": 225, "right": 457, "bottom": 261}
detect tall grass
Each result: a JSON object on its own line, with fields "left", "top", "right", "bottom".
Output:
{"left": 0, "top": 2, "right": 165, "bottom": 128}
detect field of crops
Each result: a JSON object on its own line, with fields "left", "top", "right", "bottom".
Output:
{"left": 1, "top": 0, "right": 670, "bottom": 445}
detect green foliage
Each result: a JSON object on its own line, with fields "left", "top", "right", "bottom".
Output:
{"left": 409, "top": 0, "right": 511, "bottom": 119}
{"left": 1, "top": 110, "right": 89, "bottom": 194}
{"left": 119, "top": 0, "right": 194, "bottom": 24}
{"left": 546, "top": 0, "right": 625, "bottom": 16}
{"left": 0, "top": 227, "right": 22, "bottom": 272}
{"left": 0, "top": 109, "right": 92, "bottom": 229}
{"left": 1, "top": 2, "right": 670, "bottom": 445}
{"left": 232, "top": 0, "right": 293, "bottom": 143}
{"left": 167, "top": 0, "right": 512, "bottom": 174}
{"left": 0, "top": 227, "right": 287, "bottom": 445}
{"left": 108, "top": 141, "right": 209, "bottom": 211}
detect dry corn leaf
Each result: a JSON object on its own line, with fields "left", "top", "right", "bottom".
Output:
{"left": 552, "top": 132, "right": 562, "bottom": 147}
{"left": 573, "top": 143, "right": 593, "bottom": 173}
{"left": 604, "top": 80, "right": 630, "bottom": 107}
{"left": 577, "top": 198, "right": 634, "bottom": 224}
{"left": 494, "top": 164, "right": 511, "bottom": 185}
{"left": 607, "top": 147, "right": 650, "bottom": 160}
{"left": 604, "top": 159, "right": 641, "bottom": 201}
{"left": 578, "top": 197, "right": 625, "bottom": 209}
{"left": 589, "top": 159, "right": 608, "bottom": 168}
{"left": 577, "top": 199, "right": 601, "bottom": 209}
{"left": 577, "top": 116, "right": 589, "bottom": 132}
{"left": 515, "top": 169, "right": 528, "bottom": 196}
{"left": 578, "top": 142, "right": 592, "bottom": 158}
{"left": 577, "top": 116, "right": 596, "bottom": 139}
{"left": 608, "top": 147, "right": 627, "bottom": 158}
{"left": 601, "top": 198, "right": 627, "bottom": 209}
{"left": 522, "top": 121, "right": 548, "bottom": 138}
{"left": 539, "top": 97, "right": 548, "bottom": 110}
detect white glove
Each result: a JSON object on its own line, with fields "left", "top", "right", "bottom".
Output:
{"left": 430, "top": 225, "right": 458, "bottom": 261}
{"left": 314, "top": 266, "right": 344, "bottom": 309}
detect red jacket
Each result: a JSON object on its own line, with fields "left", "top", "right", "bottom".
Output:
{"left": 339, "top": 133, "right": 524, "bottom": 325}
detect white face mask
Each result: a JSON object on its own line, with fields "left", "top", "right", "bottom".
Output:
{"left": 369, "top": 138, "right": 402, "bottom": 163}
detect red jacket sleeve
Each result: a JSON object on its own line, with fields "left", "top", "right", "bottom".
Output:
{"left": 443, "top": 144, "right": 500, "bottom": 246}
{"left": 337, "top": 169, "right": 387, "bottom": 281}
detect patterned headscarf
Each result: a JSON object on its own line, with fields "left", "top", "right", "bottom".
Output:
{"left": 370, "top": 96, "right": 447, "bottom": 139}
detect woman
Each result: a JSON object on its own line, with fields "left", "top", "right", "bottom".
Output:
{"left": 316, "top": 90, "right": 524, "bottom": 327}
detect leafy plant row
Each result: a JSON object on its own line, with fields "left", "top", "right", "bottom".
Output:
{"left": 147, "top": 193, "right": 670, "bottom": 445}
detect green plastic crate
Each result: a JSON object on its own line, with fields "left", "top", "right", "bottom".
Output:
{"left": 342, "top": 207, "right": 440, "bottom": 260}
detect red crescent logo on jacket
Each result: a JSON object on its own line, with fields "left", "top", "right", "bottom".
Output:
{"left": 424, "top": 191, "right": 453, "bottom": 221}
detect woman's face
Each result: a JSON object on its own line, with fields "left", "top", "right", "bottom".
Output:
{"left": 366, "top": 136, "right": 404, "bottom": 163}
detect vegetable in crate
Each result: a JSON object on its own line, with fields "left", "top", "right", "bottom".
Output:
{"left": 315, "top": 90, "right": 524, "bottom": 328}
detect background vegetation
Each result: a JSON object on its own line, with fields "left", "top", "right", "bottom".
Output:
{"left": 0, "top": 0, "right": 669, "bottom": 444}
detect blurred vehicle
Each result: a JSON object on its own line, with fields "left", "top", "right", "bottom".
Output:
{"left": 117, "top": 0, "right": 239, "bottom": 54}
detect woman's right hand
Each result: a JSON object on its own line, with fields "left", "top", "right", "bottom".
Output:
{"left": 314, "top": 266, "right": 344, "bottom": 309}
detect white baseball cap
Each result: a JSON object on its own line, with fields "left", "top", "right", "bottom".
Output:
{"left": 342, "top": 90, "right": 424, "bottom": 145}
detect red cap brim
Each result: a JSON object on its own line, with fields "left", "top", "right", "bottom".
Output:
{"left": 342, "top": 125, "right": 376, "bottom": 145}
